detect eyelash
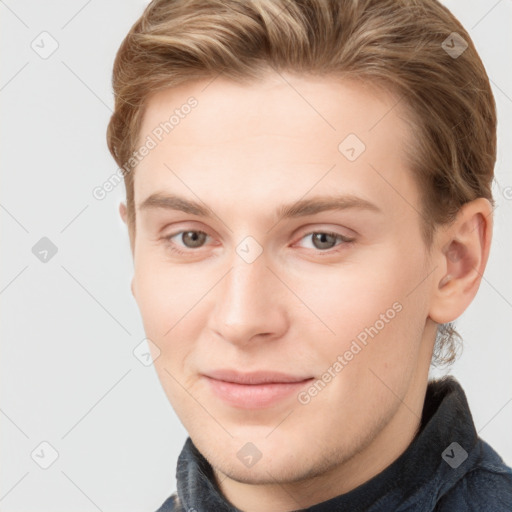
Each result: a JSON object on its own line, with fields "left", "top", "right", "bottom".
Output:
{"left": 163, "top": 230, "right": 355, "bottom": 256}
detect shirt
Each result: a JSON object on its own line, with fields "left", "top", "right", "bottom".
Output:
{"left": 155, "top": 376, "right": 512, "bottom": 511}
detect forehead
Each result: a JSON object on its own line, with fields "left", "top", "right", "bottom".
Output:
{"left": 134, "top": 72, "right": 416, "bottom": 217}
{"left": 138, "top": 72, "right": 407, "bottom": 145}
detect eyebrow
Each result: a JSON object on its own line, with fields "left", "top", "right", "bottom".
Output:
{"left": 138, "top": 192, "right": 382, "bottom": 221}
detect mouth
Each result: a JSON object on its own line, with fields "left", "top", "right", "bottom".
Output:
{"left": 201, "top": 370, "right": 314, "bottom": 409}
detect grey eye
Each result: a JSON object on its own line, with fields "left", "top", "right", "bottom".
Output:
{"left": 309, "top": 232, "right": 339, "bottom": 250}
{"left": 180, "top": 231, "right": 208, "bottom": 248}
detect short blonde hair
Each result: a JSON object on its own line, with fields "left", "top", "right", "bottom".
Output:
{"left": 106, "top": 0, "right": 496, "bottom": 366}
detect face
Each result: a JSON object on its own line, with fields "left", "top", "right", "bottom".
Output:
{"left": 130, "top": 71, "right": 438, "bottom": 491}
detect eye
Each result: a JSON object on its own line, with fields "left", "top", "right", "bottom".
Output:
{"left": 163, "top": 229, "right": 354, "bottom": 256}
{"left": 297, "top": 231, "right": 354, "bottom": 252}
{"left": 165, "top": 230, "right": 210, "bottom": 253}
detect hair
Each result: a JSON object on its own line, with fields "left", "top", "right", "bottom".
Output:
{"left": 106, "top": 0, "right": 496, "bottom": 367}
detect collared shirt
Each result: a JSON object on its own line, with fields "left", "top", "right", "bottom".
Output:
{"left": 156, "top": 376, "right": 512, "bottom": 511}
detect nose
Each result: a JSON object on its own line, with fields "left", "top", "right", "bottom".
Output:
{"left": 208, "top": 254, "right": 289, "bottom": 346}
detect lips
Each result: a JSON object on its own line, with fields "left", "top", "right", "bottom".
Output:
{"left": 204, "top": 369, "right": 311, "bottom": 385}
{"left": 202, "top": 369, "right": 314, "bottom": 409}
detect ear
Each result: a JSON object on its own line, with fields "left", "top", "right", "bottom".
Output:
{"left": 428, "top": 198, "right": 493, "bottom": 324}
{"left": 119, "top": 202, "right": 128, "bottom": 224}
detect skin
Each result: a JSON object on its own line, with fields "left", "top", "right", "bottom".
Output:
{"left": 120, "top": 70, "right": 492, "bottom": 512}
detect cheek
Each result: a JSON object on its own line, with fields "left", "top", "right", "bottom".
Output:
{"left": 296, "top": 256, "right": 430, "bottom": 431}
{"left": 132, "top": 262, "right": 204, "bottom": 408}
{"left": 133, "top": 244, "right": 206, "bottom": 324}
{"left": 132, "top": 256, "right": 199, "bottom": 354}
{"left": 303, "top": 246, "right": 429, "bottom": 368}
{"left": 132, "top": 250, "right": 234, "bottom": 375}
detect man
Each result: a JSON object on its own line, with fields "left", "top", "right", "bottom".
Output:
{"left": 106, "top": 0, "right": 512, "bottom": 510}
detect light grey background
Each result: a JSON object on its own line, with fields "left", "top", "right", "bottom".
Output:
{"left": 1, "top": 1, "right": 511, "bottom": 511}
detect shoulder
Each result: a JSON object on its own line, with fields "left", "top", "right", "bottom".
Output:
{"left": 154, "top": 492, "right": 184, "bottom": 512}
{"left": 435, "top": 443, "right": 512, "bottom": 511}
